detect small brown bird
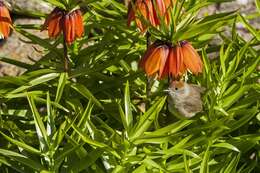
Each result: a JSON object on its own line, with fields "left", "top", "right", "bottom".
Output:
{"left": 165, "top": 81, "right": 205, "bottom": 118}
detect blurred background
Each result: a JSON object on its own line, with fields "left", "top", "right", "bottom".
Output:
{"left": 0, "top": 0, "right": 259, "bottom": 76}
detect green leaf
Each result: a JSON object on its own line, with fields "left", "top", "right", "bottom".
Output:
{"left": 43, "top": 0, "right": 66, "bottom": 9}
{"left": 212, "top": 142, "right": 240, "bottom": 152}
{"left": 256, "top": 0, "right": 260, "bottom": 13}
{"left": 0, "top": 149, "right": 45, "bottom": 171}
{"left": 238, "top": 14, "right": 260, "bottom": 41}
{"left": 200, "top": 144, "right": 211, "bottom": 173}
{"left": 0, "top": 56, "right": 33, "bottom": 69}
{"left": 67, "top": 117, "right": 120, "bottom": 158}
{"left": 46, "top": 92, "right": 55, "bottom": 137}
{"left": 71, "top": 83, "right": 104, "bottom": 109}
{"left": 10, "top": 73, "right": 60, "bottom": 94}
{"left": 55, "top": 72, "right": 68, "bottom": 103}
{"left": 129, "top": 97, "right": 166, "bottom": 141}
{"left": 0, "top": 132, "right": 41, "bottom": 155}
{"left": 124, "top": 81, "right": 133, "bottom": 131}
{"left": 223, "top": 154, "right": 240, "bottom": 173}
{"left": 27, "top": 95, "right": 49, "bottom": 151}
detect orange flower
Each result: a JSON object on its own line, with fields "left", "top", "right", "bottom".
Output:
{"left": 153, "top": 0, "right": 173, "bottom": 26}
{"left": 180, "top": 41, "right": 203, "bottom": 75}
{"left": 139, "top": 41, "right": 203, "bottom": 79}
{"left": 0, "top": 1, "right": 12, "bottom": 39}
{"left": 42, "top": 8, "right": 84, "bottom": 44}
{"left": 127, "top": 0, "right": 156, "bottom": 32}
{"left": 127, "top": 0, "right": 174, "bottom": 32}
{"left": 42, "top": 7, "right": 63, "bottom": 38}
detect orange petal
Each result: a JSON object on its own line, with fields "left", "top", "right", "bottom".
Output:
{"left": 154, "top": 0, "right": 171, "bottom": 25}
{"left": 42, "top": 7, "right": 61, "bottom": 31}
{"left": 42, "top": 7, "right": 63, "bottom": 38}
{"left": 64, "top": 15, "right": 72, "bottom": 44}
{"left": 182, "top": 42, "right": 203, "bottom": 74}
{"left": 160, "top": 56, "right": 169, "bottom": 79}
{"left": 139, "top": 43, "right": 158, "bottom": 69}
{"left": 48, "top": 13, "right": 62, "bottom": 38}
{"left": 144, "top": 46, "right": 161, "bottom": 76}
{"left": 144, "top": 45, "right": 168, "bottom": 76}
{"left": 168, "top": 46, "right": 178, "bottom": 77}
{"left": 69, "top": 13, "right": 76, "bottom": 43}
{"left": 158, "top": 45, "right": 170, "bottom": 77}
{"left": 145, "top": 0, "right": 156, "bottom": 26}
{"left": 74, "top": 9, "right": 84, "bottom": 38}
{"left": 135, "top": 0, "right": 149, "bottom": 32}
{"left": 177, "top": 45, "right": 186, "bottom": 75}
{"left": 0, "top": 2, "right": 12, "bottom": 38}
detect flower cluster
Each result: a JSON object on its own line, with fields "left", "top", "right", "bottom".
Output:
{"left": 139, "top": 41, "right": 203, "bottom": 79}
{"left": 127, "top": 0, "right": 174, "bottom": 32}
{"left": 42, "top": 7, "right": 84, "bottom": 44}
{"left": 0, "top": 1, "right": 12, "bottom": 39}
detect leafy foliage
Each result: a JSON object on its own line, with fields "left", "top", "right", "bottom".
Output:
{"left": 0, "top": 0, "right": 259, "bottom": 172}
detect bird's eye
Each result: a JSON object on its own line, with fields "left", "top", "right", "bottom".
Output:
{"left": 175, "top": 87, "right": 178, "bottom": 90}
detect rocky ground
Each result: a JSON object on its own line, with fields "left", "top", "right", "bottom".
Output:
{"left": 0, "top": 0, "right": 259, "bottom": 76}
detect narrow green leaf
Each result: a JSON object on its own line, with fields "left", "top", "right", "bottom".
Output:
{"left": 43, "top": 0, "right": 66, "bottom": 9}
{"left": 200, "top": 144, "right": 211, "bottom": 173}
{"left": 238, "top": 14, "right": 260, "bottom": 41}
{"left": 223, "top": 154, "right": 240, "bottom": 173}
{"left": 10, "top": 73, "right": 60, "bottom": 94}
{"left": 256, "top": 0, "right": 260, "bottom": 13}
{"left": 0, "top": 149, "right": 45, "bottom": 171}
{"left": 0, "top": 57, "right": 33, "bottom": 69}
{"left": 71, "top": 83, "right": 104, "bottom": 109}
{"left": 0, "top": 132, "right": 41, "bottom": 155}
{"left": 67, "top": 118, "right": 120, "bottom": 158}
{"left": 46, "top": 92, "right": 55, "bottom": 137}
{"left": 55, "top": 72, "right": 68, "bottom": 103}
{"left": 27, "top": 95, "right": 49, "bottom": 151}
{"left": 212, "top": 142, "right": 240, "bottom": 152}
{"left": 130, "top": 97, "right": 166, "bottom": 141}
{"left": 124, "top": 81, "right": 133, "bottom": 131}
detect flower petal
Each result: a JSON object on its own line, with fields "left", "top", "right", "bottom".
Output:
{"left": 74, "top": 9, "right": 84, "bottom": 38}
{"left": 158, "top": 45, "right": 170, "bottom": 77}
{"left": 0, "top": 2, "right": 12, "bottom": 38}
{"left": 64, "top": 15, "right": 72, "bottom": 44}
{"left": 182, "top": 42, "right": 203, "bottom": 74}
{"left": 69, "top": 13, "right": 75, "bottom": 44}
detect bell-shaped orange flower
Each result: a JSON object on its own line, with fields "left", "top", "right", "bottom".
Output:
{"left": 0, "top": 1, "right": 12, "bottom": 39}
{"left": 127, "top": 0, "right": 156, "bottom": 32}
{"left": 153, "top": 0, "right": 173, "bottom": 26}
{"left": 127, "top": 0, "right": 174, "bottom": 32}
{"left": 42, "top": 7, "right": 63, "bottom": 38}
{"left": 42, "top": 8, "right": 84, "bottom": 44}
{"left": 180, "top": 41, "right": 203, "bottom": 75}
{"left": 139, "top": 41, "right": 203, "bottom": 79}
{"left": 139, "top": 42, "right": 169, "bottom": 77}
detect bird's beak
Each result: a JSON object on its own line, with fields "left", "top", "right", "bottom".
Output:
{"left": 163, "top": 89, "right": 170, "bottom": 93}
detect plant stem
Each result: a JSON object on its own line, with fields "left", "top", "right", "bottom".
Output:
{"left": 63, "top": 37, "right": 69, "bottom": 73}
{"left": 62, "top": 14, "right": 69, "bottom": 73}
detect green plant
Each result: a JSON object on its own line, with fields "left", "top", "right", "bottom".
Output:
{"left": 0, "top": 0, "right": 259, "bottom": 172}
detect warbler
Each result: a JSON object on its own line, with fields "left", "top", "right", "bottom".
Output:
{"left": 165, "top": 81, "right": 205, "bottom": 118}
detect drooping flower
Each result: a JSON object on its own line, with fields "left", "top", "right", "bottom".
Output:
{"left": 0, "top": 1, "right": 12, "bottom": 39}
{"left": 42, "top": 7, "right": 63, "bottom": 38}
{"left": 139, "top": 42, "right": 169, "bottom": 77}
{"left": 139, "top": 41, "right": 203, "bottom": 79}
{"left": 180, "top": 41, "right": 203, "bottom": 75}
{"left": 153, "top": 0, "right": 173, "bottom": 26}
{"left": 127, "top": 0, "right": 174, "bottom": 32}
{"left": 127, "top": 0, "right": 156, "bottom": 32}
{"left": 42, "top": 8, "right": 84, "bottom": 44}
